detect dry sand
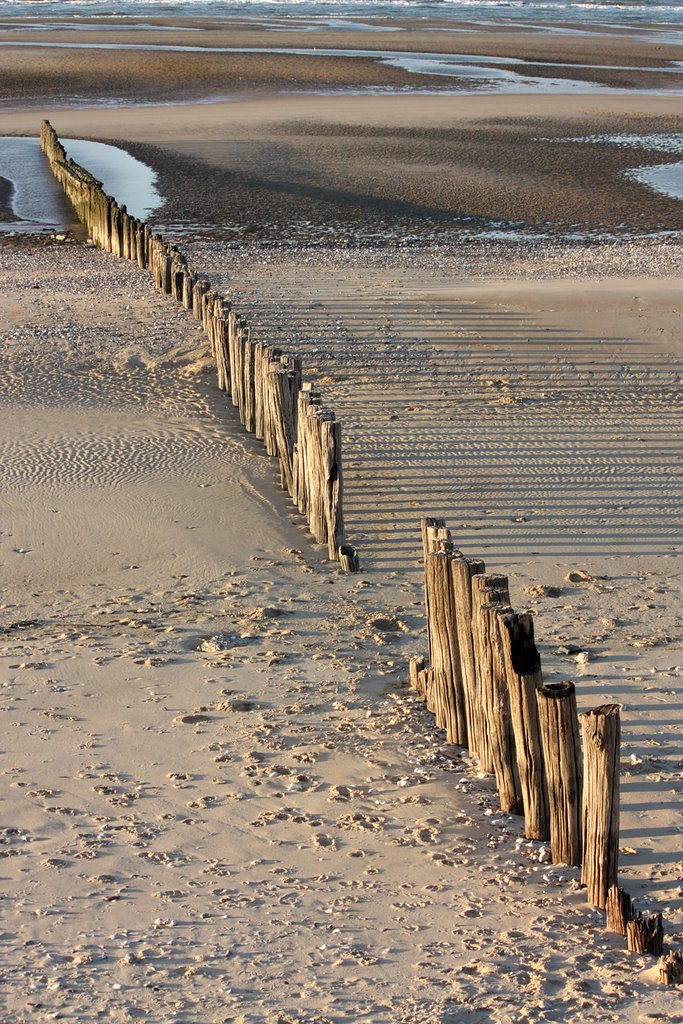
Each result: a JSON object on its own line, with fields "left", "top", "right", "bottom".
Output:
{"left": 1, "top": 15, "right": 683, "bottom": 1024}
{"left": 2, "top": 234, "right": 682, "bottom": 1024}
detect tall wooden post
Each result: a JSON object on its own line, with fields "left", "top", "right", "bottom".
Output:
{"left": 498, "top": 610, "right": 549, "bottom": 841}
{"left": 425, "top": 546, "right": 468, "bottom": 746}
{"left": 451, "top": 555, "right": 486, "bottom": 761}
{"left": 581, "top": 704, "right": 620, "bottom": 909}
{"left": 536, "top": 681, "right": 583, "bottom": 866}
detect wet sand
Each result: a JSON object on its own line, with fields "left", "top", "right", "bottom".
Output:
{"left": 1, "top": 92, "right": 683, "bottom": 239}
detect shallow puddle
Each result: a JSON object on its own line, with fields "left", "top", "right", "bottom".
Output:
{"left": 0, "top": 135, "right": 162, "bottom": 233}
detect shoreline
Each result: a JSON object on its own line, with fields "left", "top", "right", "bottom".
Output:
{"left": 1, "top": 15, "right": 682, "bottom": 107}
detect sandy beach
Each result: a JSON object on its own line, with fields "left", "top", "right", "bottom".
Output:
{"left": 1, "top": 13, "right": 683, "bottom": 1024}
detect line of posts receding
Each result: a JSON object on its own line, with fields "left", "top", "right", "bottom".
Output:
{"left": 39, "top": 120, "right": 359, "bottom": 573}
{"left": 412, "top": 516, "right": 680, "bottom": 983}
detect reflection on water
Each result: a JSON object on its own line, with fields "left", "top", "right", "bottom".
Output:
{"left": 0, "top": 136, "right": 75, "bottom": 231}
{"left": 62, "top": 137, "right": 162, "bottom": 219}
{"left": 0, "top": 135, "right": 162, "bottom": 233}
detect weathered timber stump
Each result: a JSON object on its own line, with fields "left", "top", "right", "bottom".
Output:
{"left": 659, "top": 951, "right": 683, "bottom": 985}
{"left": 606, "top": 885, "right": 633, "bottom": 936}
{"left": 627, "top": 912, "right": 664, "bottom": 956}
{"left": 451, "top": 555, "right": 486, "bottom": 762}
{"left": 479, "top": 597, "right": 523, "bottom": 814}
{"left": 425, "top": 547, "right": 467, "bottom": 745}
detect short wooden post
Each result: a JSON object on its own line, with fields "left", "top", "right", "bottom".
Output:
{"left": 627, "top": 913, "right": 664, "bottom": 956}
{"left": 242, "top": 328, "right": 256, "bottom": 433}
{"left": 498, "top": 610, "right": 550, "bottom": 841}
{"left": 471, "top": 573, "right": 510, "bottom": 776}
{"left": 409, "top": 655, "right": 425, "bottom": 692}
{"left": 421, "top": 517, "right": 446, "bottom": 665}
{"left": 581, "top": 704, "right": 620, "bottom": 909}
{"left": 339, "top": 544, "right": 359, "bottom": 573}
{"left": 606, "top": 885, "right": 632, "bottom": 936}
{"left": 121, "top": 207, "right": 130, "bottom": 260}
{"left": 322, "top": 417, "right": 344, "bottom": 560}
{"left": 659, "top": 951, "right": 683, "bottom": 985}
{"left": 536, "top": 681, "right": 583, "bottom": 866}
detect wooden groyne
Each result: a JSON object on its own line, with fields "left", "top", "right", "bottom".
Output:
{"left": 39, "top": 120, "right": 358, "bottom": 572}
{"left": 412, "top": 516, "right": 678, "bottom": 981}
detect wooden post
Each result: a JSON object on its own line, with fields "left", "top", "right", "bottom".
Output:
{"left": 339, "top": 544, "right": 359, "bottom": 573}
{"left": 242, "top": 328, "right": 256, "bottom": 433}
{"left": 581, "top": 704, "right": 620, "bottom": 909}
{"left": 606, "top": 885, "right": 632, "bottom": 936}
{"left": 471, "top": 574, "right": 510, "bottom": 770}
{"left": 421, "top": 517, "right": 446, "bottom": 562}
{"left": 213, "top": 303, "right": 230, "bottom": 394}
{"left": 451, "top": 555, "right": 486, "bottom": 761}
{"left": 421, "top": 517, "right": 446, "bottom": 666}
{"left": 659, "top": 951, "right": 683, "bottom": 985}
{"left": 121, "top": 207, "right": 130, "bottom": 260}
{"left": 409, "top": 655, "right": 426, "bottom": 692}
{"left": 498, "top": 610, "right": 550, "bottom": 841}
{"left": 322, "top": 417, "right": 344, "bottom": 560}
{"left": 477, "top": 593, "right": 523, "bottom": 814}
{"left": 425, "top": 546, "right": 467, "bottom": 745}
{"left": 627, "top": 913, "right": 664, "bottom": 956}
{"left": 536, "top": 681, "right": 583, "bottom": 866}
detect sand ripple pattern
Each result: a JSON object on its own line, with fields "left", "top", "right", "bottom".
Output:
{"left": 0, "top": 415, "right": 241, "bottom": 493}
{"left": 195, "top": 242, "right": 683, "bottom": 562}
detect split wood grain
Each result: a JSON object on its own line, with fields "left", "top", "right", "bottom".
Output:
{"left": 659, "top": 951, "right": 683, "bottom": 985}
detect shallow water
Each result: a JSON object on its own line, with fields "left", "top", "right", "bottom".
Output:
{"left": 548, "top": 134, "right": 683, "bottom": 204}
{"left": 0, "top": 0, "right": 682, "bottom": 29}
{"left": 3, "top": 40, "right": 683, "bottom": 96}
{"left": 0, "top": 137, "right": 74, "bottom": 231}
{"left": 62, "top": 137, "right": 162, "bottom": 219}
{"left": 0, "top": 136, "right": 162, "bottom": 233}
{"left": 628, "top": 161, "right": 683, "bottom": 201}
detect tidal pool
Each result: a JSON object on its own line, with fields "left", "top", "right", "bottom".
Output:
{"left": 0, "top": 135, "right": 162, "bottom": 233}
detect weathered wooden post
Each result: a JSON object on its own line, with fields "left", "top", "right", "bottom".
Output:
{"left": 425, "top": 545, "right": 468, "bottom": 745}
{"left": 627, "top": 913, "right": 664, "bottom": 956}
{"left": 581, "top": 704, "right": 620, "bottom": 909}
{"left": 321, "top": 416, "right": 344, "bottom": 561}
{"left": 536, "top": 680, "right": 583, "bottom": 866}
{"left": 339, "top": 543, "right": 359, "bottom": 573}
{"left": 451, "top": 555, "right": 486, "bottom": 762}
{"left": 498, "top": 610, "right": 550, "bottom": 841}
{"left": 659, "top": 951, "right": 683, "bottom": 985}
{"left": 477, "top": 590, "right": 523, "bottom": 814}
{"left": 606, "top": 885, "right": 632, "bottom": 936}
{"left": 241, "top": 328, "right": 256, "bottom": 433}
{"left": 421, "top": 517, "right": 446, "bottom": 666}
